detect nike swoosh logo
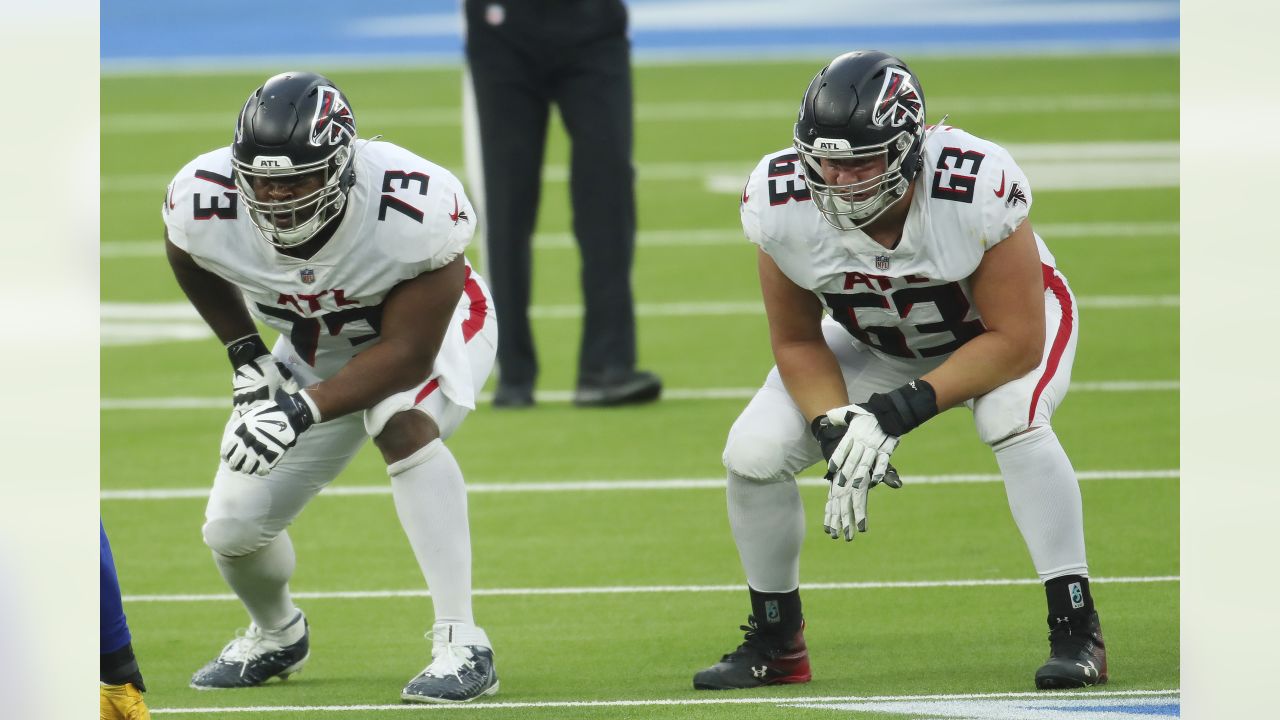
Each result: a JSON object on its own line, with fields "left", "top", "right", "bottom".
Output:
{"left": 994, "top": 171, "right": 1006, "bottom": 198}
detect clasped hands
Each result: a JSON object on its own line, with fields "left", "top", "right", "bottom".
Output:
{"left": 811, "top": 405, "right": 901, "bottom": 541}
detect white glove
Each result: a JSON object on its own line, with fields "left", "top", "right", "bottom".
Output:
{"left": 231, "top": 355, "right": 294, "bottom": 416}
{"left": 221, "top": 390, "right": 317, "bottom": 476}
{"left": 824, "top": 463, "right": 902, "bottom": 541}
{"left": 825, "top": 404, "right": 899, "bottom": 489}
{"left": 821, "top": 404, "right": 901, "bottom": 540}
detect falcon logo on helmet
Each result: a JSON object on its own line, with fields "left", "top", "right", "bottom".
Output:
{"left": 872, "top": 67, "right": 924, "bottom": 129}
{"left": 310, "top": 87, "right": 356, "bottom": 147}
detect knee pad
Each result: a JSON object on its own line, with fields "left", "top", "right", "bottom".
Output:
{"left": 722, "top": 433, "right": 790, "bottom": 483}
{"left": 202, "top": 517, "right": 268, "bottom": 558}
{"left": 990, "top": 424, "right": 1052, "bottom": 453}
{"left": 387, "top": 438, "right": 445, "bottom": 476}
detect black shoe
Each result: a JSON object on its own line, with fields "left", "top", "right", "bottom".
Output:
{"left": 1035, "top": 611, "right": 1108, "bottom": 689}
{"left": 401, "top": 625, "right": 499, "bottom": 703}
{"left": 190, "top": 614, "right": 310, "bottom": 689}
{"left": 492, "top": 383, "right": 534, "bottom": 408}
{"left": 693, "top": 616, "right": 811, "bottom": 690}
{"left": 573, "top": 369, "right": 662, "bottom": 407}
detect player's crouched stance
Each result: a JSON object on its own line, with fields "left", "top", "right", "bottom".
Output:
{"left": 693, "top": 52, "right": 1105, "bottom": 691}
{"left": 164, "top": 72, "right": 498, "bottom": 702}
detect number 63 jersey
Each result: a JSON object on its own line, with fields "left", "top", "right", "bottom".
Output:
{"left": 163, "top": 138, "right": 483, "bottom": 407}
{"left": 741, "top": 125, "right": 1060, "bottom": 364}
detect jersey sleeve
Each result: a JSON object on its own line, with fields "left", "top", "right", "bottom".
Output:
{"left": 160, "top": 158, "right": 200, "bottom": 253}
{"left": 739, "top": 155, "right": 773, "bottom": 249}
{"left": 372, "top": 149, "right": 474, "bottom": 272}
{"left": 980, "top": 144, "right": 1034, "bottom": 249}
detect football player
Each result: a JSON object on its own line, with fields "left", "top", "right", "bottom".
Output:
{"left": 101, "top": 522, "right": 151, "bottom": 719}
{"left": 693, "top": 51, "right": 1106, "bottom": 691}
{"left": 163, "top": 72, "right": 498, "bottom": 703}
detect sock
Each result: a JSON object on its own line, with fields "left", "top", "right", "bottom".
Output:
{"left": 1045, "top": 574, "right": 1095, "bottom": 621}
{"left": 749, "top": 586, "right": 803, "bottom": 638}
{"left": 389, "top": 439, "right": 475, "bottom": 627}
{"left": 726, "top": 470, "right": 805, "bottom": 593}
{"left": 213, "top": 530, "right": 300, "bottom": 634}
{"left": 100, "top": 642, "right": 145, "bottom": 692}
{"left": 993, "top": 426, "right": 1089, "bottom": 581}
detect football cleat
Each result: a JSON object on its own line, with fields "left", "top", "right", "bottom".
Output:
{"left": 100, "top": 682, "right": 151, "bottom": 720}
{"left": 190, "top": 613, "right": 310, "bottom": 689}
{"left": 401, "top": 623, "right": 499, "bottom": 703}
{"left": 1035, "top": 611, "right": 1108, "bottom": 689}
{"left": 693, "top": 616, "right": 811, "bottom": 690}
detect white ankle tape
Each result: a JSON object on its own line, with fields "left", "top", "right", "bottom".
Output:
{"left": 432, "top": 622, "right": 491, "bottom": 649}
{"left": 387, "top": 438, "right": 444, "bottom": 476}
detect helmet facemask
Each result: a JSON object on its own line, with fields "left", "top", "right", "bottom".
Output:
{"left": 232, "top": 146, "right": 352, "bottom": 248}
{"left": 795, "top": 130, "right": 920, "bottom": 231}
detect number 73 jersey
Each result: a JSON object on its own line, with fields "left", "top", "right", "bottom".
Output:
{"left": 162, "top": 139, "right": 476, "bottom": 380}
{"left": 740, "top": 125, "right": 1059, "bottom": 362}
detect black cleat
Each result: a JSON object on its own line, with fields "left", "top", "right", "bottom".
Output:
{"left": 1035, "top": 611, "right": 1108, "bottom": 689}
{"left": 573, "top": 369, "right": 662, "bottom": 407}
{"left": 190, "top": 614, "right": 310, "bottom": 689}
{"left": 693, "top": 616, "right": 811, "bottom": 690}
{"left": 401, "top": 623, "right": 499, "bottom": 703}
{"left": 401, "top": 646, "right": 498, "bottom": 703}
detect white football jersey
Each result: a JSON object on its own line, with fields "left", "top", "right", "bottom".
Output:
{"left": 741, "top": 125, "right": 1058, "bottom": 361}
{"left": 163, "top": 139, "right": 478, "bottom": 381}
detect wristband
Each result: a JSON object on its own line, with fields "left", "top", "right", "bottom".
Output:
{"left": 860, "top": 379, "right": 938, "bottom": 436}
{"left": 275, "top": 388, "right": 322, "bottom": 431}
{"left": 226, "top": 333, "right": 270, "bottom": 369}
{"left": 810, "top": 415, "right": 843, "bottom": 463}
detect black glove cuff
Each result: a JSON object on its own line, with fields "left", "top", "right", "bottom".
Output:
{"left": 275, "top": 389, "right": 316, "bottom": 433}
{"left": 227, "top": 334, "right": 270, "bottom": 369}
{"left": 809, "top": 415, "right": 826, "bottom": 439}
{"left": 810, "top": 415, "right": 843, "bottom": 464}
{"left": 861, "top": 380, "right": 939, "bottom": 436}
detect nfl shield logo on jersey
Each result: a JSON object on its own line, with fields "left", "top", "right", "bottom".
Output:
{"left": 300, "top": 268, "right": 316, "bottom": 284}
{"left": 874, "top": 255, "right": 891, "bottom": 271}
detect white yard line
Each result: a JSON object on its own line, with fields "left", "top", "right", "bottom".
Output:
{"left": 102, "top": 469, "right": 1178, "bottom": 501}
{"left": 102, "top": 221, "right": 1179, "bottom": 256}
{"left": 101, "top": 296, "right": 1178, "bottom": 320}
{"left": 100, "top": 382, "right": 1177, "bottom": 412}
{"left": 124, "top": 574, "right": 1178, "bottom": 604}
{"left": 99, "top": 294, "right": 1178, "bottom": 346}
{"left": 101, "top": 96, "right": 1179, "bottom": 134}
{"left": 146, "top": 688, "right": 1179, "bottom": 715}
{"left": 100, "top": 141, "right": 1178, "bottom": 192}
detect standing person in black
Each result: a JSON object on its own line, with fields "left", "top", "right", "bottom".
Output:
{"left": 464, "top": 0, "right": 662, "bottom": 408}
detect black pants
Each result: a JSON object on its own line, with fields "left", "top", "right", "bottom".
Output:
{"left": 465, "top": 0, "right": 637, "bottom": 388}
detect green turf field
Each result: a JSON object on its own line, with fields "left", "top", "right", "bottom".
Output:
{"left": 100, "top": 53, "right": 1179, "bottom": 718}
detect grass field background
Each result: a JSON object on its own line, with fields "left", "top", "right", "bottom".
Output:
{"left": 100, "top": 53, "right": 1179, "bottom": 718}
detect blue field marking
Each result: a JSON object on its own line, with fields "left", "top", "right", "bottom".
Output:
{"left": 1062, "top": 702, "right": 1181, "bottom": 716}
{"left": 101, "top": 0, "right": 1179, "bottom": 71}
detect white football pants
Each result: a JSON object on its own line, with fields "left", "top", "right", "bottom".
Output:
{"left": 202, "top": 274, "right": 497, "bottom": 633}
{"left": 724, "top": 268, "right": 1086, "bottom": 591}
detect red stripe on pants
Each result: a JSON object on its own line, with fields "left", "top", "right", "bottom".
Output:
{"left": 414, "top": 266, "right": 489, "bottom": 404}
{"left": 1028, "top": 264, "right": 1074, "bottom": 425}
